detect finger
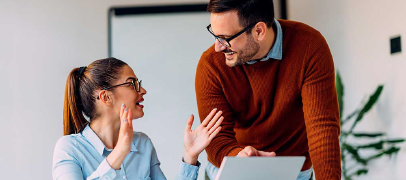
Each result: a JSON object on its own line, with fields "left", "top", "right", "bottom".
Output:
{"left": 123, "top": 132, "right": 130, "bottom": 142}
{"left": 206, "top": 111, "right": 223, "bottom": 130}
{"left": 127, "top": 108, "right": 133, "bottom": 130}
{"left": 201, "top": 108, "right": 217, "bottom": 126}
{"left": 208, "top": 126, "right": 221, "bottom": 140}
{"left": 121, "top": 107, "right": 128, "bottom": 125}
{"left": 244, "top": 146, "right": 257, "bottom": 156}
{"left": 208, "top": 116, "right": 224, "bottom": 135}
{"left": 120, "top": 111, "right": 129, "bottom": 137}
{"left": 246, "top": 148, "right": 253, "bottom": 156}
{"left": 120, "top": 103, "right": 125, "bottom": 118}
{"left": 184, "top": 115, "right": 194, "bottom": 133}
{"left": 237, "top": 150, "right": 249, "bottom": 157}
{"left": 258, "top": 151, "right": 276, "bottom": 157}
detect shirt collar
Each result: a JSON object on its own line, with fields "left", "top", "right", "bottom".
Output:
{"left": 246, "top": 19, "right": 283, "bottom": 65}
{"left": 81, "top": 124, "right": 138, "bottom": 156}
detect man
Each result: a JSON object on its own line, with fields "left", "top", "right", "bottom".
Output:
{"left": 195, "top": 0, "right": 341, "bottom": 179}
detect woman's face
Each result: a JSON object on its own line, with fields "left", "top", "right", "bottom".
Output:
{"left": 110, "top": 65, "right": 147, "bottom": 120}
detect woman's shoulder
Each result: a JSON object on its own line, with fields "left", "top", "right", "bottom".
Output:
{"left": 132, "top": 131, "right": 155, "bottom": 148}
{"left": 54, "top": 134, "right": 82, "bottom": 153}
{"left": 132, "top": 131, "right": 150, "bottom": 141}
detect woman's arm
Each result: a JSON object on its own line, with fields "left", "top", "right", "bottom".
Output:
{"left": 52, "top": 137, "right": 118, "bottom": 180}
{"left": 52, "top": 141, "right": 85, "bottom": 180}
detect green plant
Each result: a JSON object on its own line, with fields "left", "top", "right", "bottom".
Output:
{"left": 336, "top": 71, "right": 405, "bottom": 180}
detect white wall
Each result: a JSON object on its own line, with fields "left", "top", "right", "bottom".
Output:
{"left": 0, "top": 0, "right": 209, "bottom": 179}
{"left": 288, "top": 0, "right": 406, "bottom": 179}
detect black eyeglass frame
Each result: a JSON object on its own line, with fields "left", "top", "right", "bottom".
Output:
{"left": 97, "top": 78, "right": 142, "bottom": 100}
{"left": 102, "top": 78, "right": 142, "bottom": 92}
{"left": 206, "top": 22, "right": 258, "bottom": 48}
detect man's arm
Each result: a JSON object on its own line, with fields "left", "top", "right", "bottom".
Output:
{"left": 195, "top": 51, "right": 243, "bottom": 167}
{"left": 301, "top": 31, "right": 341, "bottom": 179}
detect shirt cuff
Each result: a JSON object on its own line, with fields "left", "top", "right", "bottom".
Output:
{"left": 178, "top": 160, "right": 201, "bottom": 180}
{"left": 95, "top": 158, "right": 117, "bottom": 180}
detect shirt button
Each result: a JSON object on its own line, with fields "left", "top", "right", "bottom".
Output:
{"left": 123, "top": 175, "right": 126, "bottom": 179}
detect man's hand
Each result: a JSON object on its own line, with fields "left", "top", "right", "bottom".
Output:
{"left": 237, "top": 146, "right": 276, "bottom": 157}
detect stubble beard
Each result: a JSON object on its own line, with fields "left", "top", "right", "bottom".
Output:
{"left": 226, "top": 34, "right": 260, "bottom": 67}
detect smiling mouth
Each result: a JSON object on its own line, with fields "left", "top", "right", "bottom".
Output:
{"left": 224, "top": 51, "right": 236, "bottom": 60}
{"left": 224, "top": 52, "right": 235, "bottom": 55}
{"left": 136, "top": 98, "right": 144, "bottom": 106}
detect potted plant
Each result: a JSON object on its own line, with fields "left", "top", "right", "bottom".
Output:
{"left": 336, "top": 71, "right": 405, "bottom": 180}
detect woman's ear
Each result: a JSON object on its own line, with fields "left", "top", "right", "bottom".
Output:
{"left": 98, "top": 90, "right": 112, "bottom": 104}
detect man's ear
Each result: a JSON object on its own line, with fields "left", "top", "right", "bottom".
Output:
{"left": 253, "top": 22, "right": 267, "bottom": 41}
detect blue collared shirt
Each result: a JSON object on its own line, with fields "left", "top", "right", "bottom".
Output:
{"left": 246, "top": 19, "right": 283, "bottom": 65}
{"left": 53, "top": 125, "right": 200, "bottom": 180}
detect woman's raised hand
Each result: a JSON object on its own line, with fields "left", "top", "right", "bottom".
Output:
{"left": 183, "top": 108, "right": 223, "bottom": 165}
{"left": 107, "top": 103, "right": 133, "bottom": 169}
{"left": 116, "top": 103, "right": 133, "bottom": 154}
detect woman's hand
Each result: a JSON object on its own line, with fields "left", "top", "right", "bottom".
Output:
{"left": 107, "top": 103, "right": 133, "bottom": 170}
{"left": 116, "top": 103, "right": 134, "bottom": 154}
{"left": 183, "top": 108, "right": 223, "bottom": 165}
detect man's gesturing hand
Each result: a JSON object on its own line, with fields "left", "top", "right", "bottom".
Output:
{"left": 237, "top": 146, "right": 276, "bottom": 157}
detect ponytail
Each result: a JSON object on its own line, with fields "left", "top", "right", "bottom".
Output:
{"left": 63, "top": 68, "right": 88, "bottom": 135}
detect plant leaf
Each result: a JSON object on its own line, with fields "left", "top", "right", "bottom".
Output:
{"left": 352, "top": 132, "right": 385, "bottom": 138}
{"left": 336, "top": 71, "right": 344, "bottom": 120}
{"left": 385, "top": 139, "right": 406, "bottom": 144}
{"left": 346, "top": 109, "right": 359, "bottom": 120}
{"left": 367, "top": 152, "right": 384, "bottom": 161}
{"left": 357, "top": 141, "right": 383, "bottom": 150}
{"left": 384, "top": 146, "right": 401, "bottom": 155}
{"left": 367, "top": 147, "right": 401, "bottom": 161}
{"left": 349, "top": 168, "right": 369, "bottom": 177}
{"left": 342, "top": 143, "right": 367, "bottom": 165}
{"left": 350, "top": 85, "right": 384, "bottom": 132}
{"left": 356, "top": 139, "right": 405, "bottom": 149}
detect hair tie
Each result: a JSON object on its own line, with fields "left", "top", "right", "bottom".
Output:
{"left": 78, "top": 66, "right": 87, "bottom": 78}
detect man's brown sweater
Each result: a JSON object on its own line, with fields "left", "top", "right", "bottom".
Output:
{"left": 195, "top": 20, "right": 341, "bottom": 179}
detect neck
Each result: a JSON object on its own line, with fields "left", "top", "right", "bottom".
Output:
{"left": 252, "top": 26, "right": 276, "bottom": 60}
{"left": 89, "top": 115, "right": 120, "bottom": 149}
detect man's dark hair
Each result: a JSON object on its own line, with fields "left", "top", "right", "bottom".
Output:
{"left": 207, "top": 0, "right": 274, "bottom": 31}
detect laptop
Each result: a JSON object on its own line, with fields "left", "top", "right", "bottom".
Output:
{"left": 214, "top": 156, "right": 305, "bottom": 180}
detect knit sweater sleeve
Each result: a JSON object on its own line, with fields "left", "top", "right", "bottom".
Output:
{"left": 195, "top": 50, "right": 243, "bottom": 167}
{"left": 301, "top": 31, "right": 341, "bottom": 179}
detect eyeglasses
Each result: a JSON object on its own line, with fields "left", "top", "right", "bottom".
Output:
{"left": 206, "top": 22, "right": 258, "bottom": 48}
{"left": 96, "top": 78, "right": 142, "bottom": 100}
{"left": 102, "top": 78, "right": 142, "bottom": 92}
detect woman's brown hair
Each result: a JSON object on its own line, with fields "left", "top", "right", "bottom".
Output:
{"left": 63, "top": 57, "right": 127, "bottom": 135}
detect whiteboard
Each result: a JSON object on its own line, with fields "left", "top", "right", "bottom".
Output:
{"left": 109, "top": 4, "right": 213, "bottom": 179}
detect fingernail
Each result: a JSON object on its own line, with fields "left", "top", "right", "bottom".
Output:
{"left": 125, "top": 108, "right": 127, "bottom": 112}
{"left": 124, "top": 119, "right": 127, "bottom": 122}
{"left": 121, "top": 103, "right": 124, "bottom": 107}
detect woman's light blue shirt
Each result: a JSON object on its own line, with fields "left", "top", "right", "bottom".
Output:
{"left": 53, "top": 125, "right": 200, "bottom": 180}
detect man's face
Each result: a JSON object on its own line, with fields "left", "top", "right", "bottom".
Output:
{"left": 210, "top": 11, "right": 260, "bottom": 67}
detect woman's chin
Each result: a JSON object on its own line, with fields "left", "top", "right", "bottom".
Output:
{"left": 132, "top": 112, "right": 144, "bottom": 119}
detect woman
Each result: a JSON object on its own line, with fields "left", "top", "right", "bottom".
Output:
{"left": 52, "top": 58, "right": 224, "bottom": 180}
